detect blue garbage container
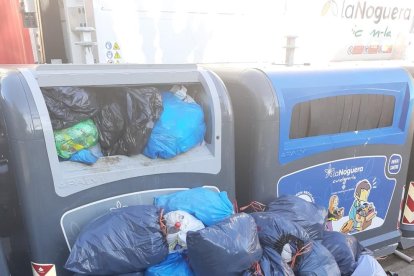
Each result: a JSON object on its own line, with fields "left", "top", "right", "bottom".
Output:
{"left": 213, "top": 65, "right": 414, "bottom": 256}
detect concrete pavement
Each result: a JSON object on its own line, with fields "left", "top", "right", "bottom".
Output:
{"left": 379, "top": 247, "right": 414, "bottom": 275}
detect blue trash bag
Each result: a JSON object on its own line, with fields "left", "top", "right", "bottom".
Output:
{"left": 74, "top": 273, "right": 145, "bottom": 276}
{"left": 187, "top": 213, "right": 263, "bottom": 276}
{"left": 260, "top": 247, "right": 295, "bottom": 276}
{"left": 69, "top": 144, "right": 103, "bottom": 165}
{"left": 267, "top": 195, "right": 328, "bottom": 240}
{"left": 351, "top": 254, "right": 387, "bottom": 276}
{"left": 251, "top": 212, "right": 310, "bottom": 255}
{"left": 145, "top": 252, "right": 194, "bottom": 276}
{"left": 295, "top": 241, "right": 341, "bottom": 276}
{"left": 143, "top": 92, "right": 206, "bottom": 159}
{"left": 65, "top": 205, "right": 168, "bottom": 275}
{"left": 320, "top": 231, "right": 365, "bottom": 276}
{"left": 154, "top": 187, "right": 234, "bottom": 226}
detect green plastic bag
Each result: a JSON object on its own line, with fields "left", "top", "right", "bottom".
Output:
{"left": 54, "top": 119, "right": 98, "bottom": 159}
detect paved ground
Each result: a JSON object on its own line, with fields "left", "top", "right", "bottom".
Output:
{"left": 379, "top": 247, "right": 414, "bottom": 275}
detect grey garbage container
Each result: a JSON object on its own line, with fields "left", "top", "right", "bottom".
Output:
{"left": 0, "top": 64, "right": 235, "bottom": 275}
{"left": 0, "top": 241, "right": 10, "bottom": 276}
{"left": 212, "top": 65, "right": 414, "bottom": 257}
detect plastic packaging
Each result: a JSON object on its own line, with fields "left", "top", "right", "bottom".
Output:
{"left": 65, "top": 205, "right": 168, "bottom": 275}
{"left": 320, "top": 231, "right": 364, "bottom": 276}
{"left": 171, "top": 85, "right": 195, "bottom": 103}
{"left": 267, "top": 195, "right": 328, "bottom": 240}
{"left": 54, "top": 119, "right": 98, "bottom": 159}
{"left": 154, "top": 187, "right": 234, "bottom": 226}
{"left": 42, "top": 86, "right": 98, "bottom": 130}
{"left": 164, "top": 210, "right": 205, "bottom": 252}
{"left": 295, "top": 242, "right": 341, "bottom": 276}
{"left": 144, "top": 92, "right": 206, "bottom": 159}
{"left": 187, "top": 213, "right": 262, "bottom": 276}
{"left": 145, "top": 252, "right": 194, "bottom": 276}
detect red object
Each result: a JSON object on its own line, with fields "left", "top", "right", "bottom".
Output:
{"left": 0, "top": 0, "right": 34, "bottom": 64}
{"left": 31, "top": 263, "right": 54, "bottom": 275}
{"left": 351, "top": 45, "right": 364, "bottom": 55}
{"left": 174, "top": 222, "right": 181, "bottom": 229}
{"left": 367, "top": 45, "right": 379, "bottom": 54}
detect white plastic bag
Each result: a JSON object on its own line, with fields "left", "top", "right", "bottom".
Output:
{"left": 164, "top": 210, "right": 204, "bottom": 252}
{"left": 171, "top": 85, "right": 195, "bottom": 103}
{"left": 351, "top": 255, "right": 387, "bottom": 276}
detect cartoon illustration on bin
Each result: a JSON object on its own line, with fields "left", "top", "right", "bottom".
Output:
{"left": 340, "top": 179, "right": 377, "bottom": 234}
{"left": 326, "top": 194, "right": 344, "bottom": 231}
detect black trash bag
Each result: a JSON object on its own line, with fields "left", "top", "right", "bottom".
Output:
{"left": 295, "top": 241, "right": 341, "bottom": 276}
{"left": 93, "top": 90, "right": 126, "bottom": 153}
{"left": 42, "top": 87, "right": 98, "bottom": 130}
{"left": 187, "top": 213, "right": 263, "bottom": 276}
{"left": 118, "top": 87, "right": 163, "bottom": 155}
{"left": 65, "top": 205, "right": 168, "bottom": 275}
{"left": 251, "top": 212, "right": 307, "bottom": 276}
{"left": 320, "top": 231, "right": 364, "bottom": 276}
{"left": 267, "top": 195, "right": 328, "bottom": 240}
{"left": 98, "top": 87, "right": 163, "bottom": 156}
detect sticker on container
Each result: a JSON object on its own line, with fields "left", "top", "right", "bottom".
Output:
{"left": 106, "top": 51, "right": 113, "bottom": 59}
{"left": 277, "top": 156, "right": 397, "bottom": 234}
{"left": 31, "top": 262, "right": 56, "bottom": 276}
{"left": 113, "top": 42, "right": 120, "bottom": 50}
{"left": 105, "top": 41, "right": 112, "bottom": 50}
{"left": 388, "top": 154, "right": 402, "bottom": 175}
{"left": 114, "top": 51, "right": 122, "bottom": 59}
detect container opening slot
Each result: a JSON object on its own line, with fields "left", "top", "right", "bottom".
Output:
{"left": 289, "top": 94, "right": 395, "bottom": 139}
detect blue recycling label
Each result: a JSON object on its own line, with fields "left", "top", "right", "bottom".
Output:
{"left": 388, "top": 154, "right": 402, "bottom": 174}
{"left": 277, "top": 156, "right": 398, "bottom": 234}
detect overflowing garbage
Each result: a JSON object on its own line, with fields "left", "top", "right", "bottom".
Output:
{"left": 187, "top": 213, "right": 262, "bottom": 276}
{"left": 154, "top": 187, "right": 234, "bottom": 226}
{"left": 42, "top": 85, "right": 206, "bottom": 165}
{"left": 320, "top": 230, "right": 365, "bottom": 276}
{"left": 64, "top": 189, "right": 388, "bottom": 276}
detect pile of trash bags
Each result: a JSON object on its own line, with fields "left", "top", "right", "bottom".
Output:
{"left": 64, "top": 189, "right": 388, "bottom": 276}
{"left": 42, "top": 85, "right": 206, "bottom": 165}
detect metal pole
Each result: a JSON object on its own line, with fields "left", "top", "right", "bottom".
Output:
{"left": 34, "top": 0, "right": 46, "bottom": 63}
{"left": 394, "top": 249, "right": 414, "bottom": 263}
{"left": 284, "top": 36, "right": 297, "bottom": 66}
